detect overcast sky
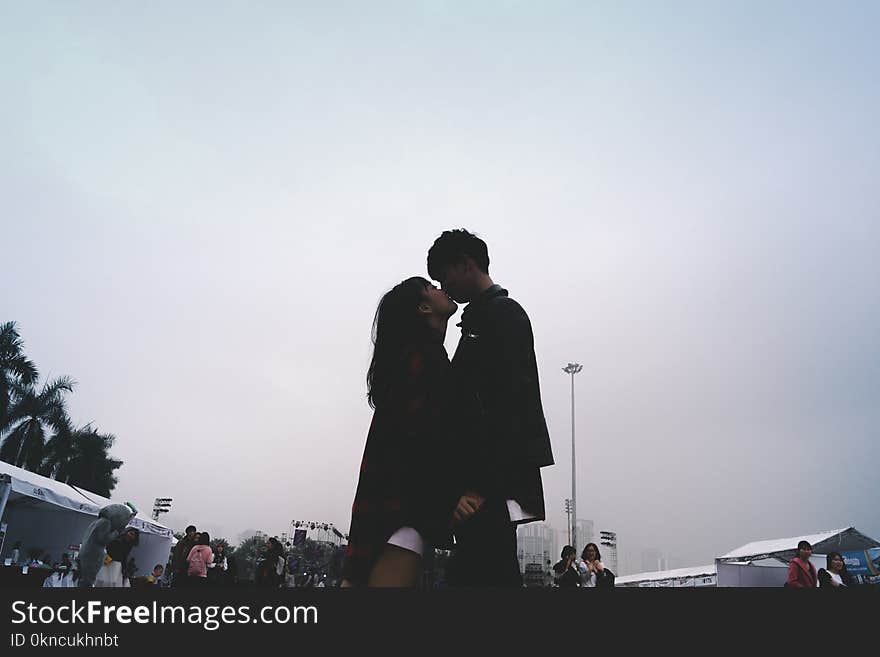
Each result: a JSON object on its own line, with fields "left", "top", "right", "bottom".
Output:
{"left": 3, "top": 1, "right": 878, "bottom": 573}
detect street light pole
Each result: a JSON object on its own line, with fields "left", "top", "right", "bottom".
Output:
{"left": 564, "top": 498, "right": 572, "bottom": 546}
{"left": 563, "top": 363, "right": 583, "bottom": 554}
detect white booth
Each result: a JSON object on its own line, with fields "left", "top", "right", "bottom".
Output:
{"left": 715, "top": 527, "right": 880, "bottom": 587}
{"left": 0, "top": 461, "right": 174, "bottom": 582}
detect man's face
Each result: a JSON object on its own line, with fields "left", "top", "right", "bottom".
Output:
{"left": 124, "top": 530, "right": 137, "bottom": 543}
{"left": 153, "top": 566, "right": 164, "bottom": 577}
{"left": 437, "top": 261, "right": 472, "bottom": 303}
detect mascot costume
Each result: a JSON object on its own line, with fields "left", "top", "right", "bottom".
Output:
{"left": 78, "top": 503, "right": 137, "bottom": 588}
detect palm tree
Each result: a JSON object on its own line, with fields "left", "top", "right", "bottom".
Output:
{"left": 0, "top": 376, "right": 74, "bottom": 471}
{"left": 57, "top": 425, "right": 123, "bottom": 496}
{"left": 0, "top": 321, "right": 39, "bottom": 431}
{"left": 40, "top": 414, "right": 77, "bottom": 479}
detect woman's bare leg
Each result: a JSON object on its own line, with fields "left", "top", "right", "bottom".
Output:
{"left": 367, "top": 545, "right": 422, "bottom": 587}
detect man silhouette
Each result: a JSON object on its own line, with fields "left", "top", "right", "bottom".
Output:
{"left": 428, "top": 229, "right": 554, "bottom": 587}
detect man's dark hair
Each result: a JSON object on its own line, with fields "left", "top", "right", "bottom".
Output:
{"left": 186, "top": 525, "right": 197, "bottom": 534}
{"left": 427, "top": 229, "right": 489, "bottom": 281}
{"left": 124, "top": 527, "right": 140, "bottom": 545}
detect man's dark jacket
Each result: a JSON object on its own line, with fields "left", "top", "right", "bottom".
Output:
{"left": 451, "top": 284, "right": 554, "bottom": 519}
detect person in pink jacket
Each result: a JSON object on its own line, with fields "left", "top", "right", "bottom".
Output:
{"left": 186, "top": 531, "right": 214, "bottom": 587}
{"left": 785, "top": 540, "right": 818, "bottom": 588}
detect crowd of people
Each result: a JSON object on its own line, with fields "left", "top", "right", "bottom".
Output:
{"left": 11, "top": 530, "right": 868, "bottom": 589}
{"left": 33, "top": 525, "right": 144, "bottom": 588}
{"left": 167, "top": 525, "right": 233, "bottom": 587}
{"left": 166, "top": 526, "right": 335, "bottom": 588}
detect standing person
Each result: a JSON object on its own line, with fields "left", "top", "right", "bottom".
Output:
{"left": 172, "top": 525, "right": 198, "bottom": 588}
{"left": 785, "top": 540, "right": 818, "bottom": 588}
{"left": 270, "top": 538, "right": 286, "bottom": 588}
{"left": 186, "top": 532, "right": 214, "bottom": 587}
{"left": 818, "top": 552, "right": 853, "bottom": 588}
{"left": 226, "top": 552, "right": 239, "bottom": 586}
{"left": 427, "top": 229, "right": 554, "bottom": 587}
{"left": 208, "top": 543, "right": 229, "bottom": 586}
{"left": 578, "top": 542, "right": 615, "bottom": 588}
{"left": 553, "top": 546, "right": 580, "bottom": 588}
{"left": 256, "top": 537, "right": 283, "bottom": 587}
{"left": 95, "top": 527, "right": 139, "bottom": 587}
{"left": 341, "top": 277, "right": 463, "bottom": 587}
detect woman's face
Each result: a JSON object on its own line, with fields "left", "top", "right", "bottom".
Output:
{"left": 798, "top": 545, "right": 812, "bottom": 560}
{"left": 421, "top": 283, "right": 458, "bottom": 318}
{"left": 830, "top": 555, "right": 844, "bottom": 572}
{"left": 585, "top": 546, "right": 598, "bottom": 560}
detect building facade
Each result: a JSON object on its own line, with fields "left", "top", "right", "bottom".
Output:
{"left": 517, "top": 523, "right": 558, "bottom": 574}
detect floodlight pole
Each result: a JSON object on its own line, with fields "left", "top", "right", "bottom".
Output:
{"left": 563, "top": 363, "right": 583, "bottom": 553}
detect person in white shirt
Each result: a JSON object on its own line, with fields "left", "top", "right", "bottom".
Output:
{"left": 818, "top": 552, "right": 853, "bottom": 588}
{"left": 577, "top": 542, "right": 615, "bottom": 588}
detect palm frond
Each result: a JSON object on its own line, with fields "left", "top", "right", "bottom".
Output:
{"left": 5, "top": 354, "right": 38, "bottom": 385}
{"left": 0, "top": 322, "right": 39, "bottom": 384}
{"left": 40, "top": 375, "right": 76, "bottom": 401}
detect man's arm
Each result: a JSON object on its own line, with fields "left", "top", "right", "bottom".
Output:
{"left": 479, "top": 299, "right": 538, "bottom": 492}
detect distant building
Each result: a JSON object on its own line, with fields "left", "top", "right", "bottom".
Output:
{"left": 575, "top": 519, "right": 593, "bottom": 553}
{"left": 517, "top": 523, "right": 557, "bottom": 574}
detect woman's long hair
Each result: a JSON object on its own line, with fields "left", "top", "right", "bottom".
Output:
{"left": 581, "top": 542, "right": 602, "bottom": 562}
{"left": 825, "top": 551, "right": 851, "bottom": 584}
{"left": 367, "top": 277, "right": 432, "bottom": 409}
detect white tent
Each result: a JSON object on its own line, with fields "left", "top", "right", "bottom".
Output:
{"left": 615, "top": 564, "right": 717, "bottom": 588}
{"left": 0, "top": 461, "right": 174, "bottom": 581}
{"left": 715, "top": 527, "right": 880, "bottom": 587}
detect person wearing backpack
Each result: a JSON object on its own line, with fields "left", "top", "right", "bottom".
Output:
{"left": 186, "top": 531, "right": 214, "bottom": 587}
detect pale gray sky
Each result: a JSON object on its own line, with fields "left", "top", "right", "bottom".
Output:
{"left": 3, "top": 1, "right": 878, "bottom": 572}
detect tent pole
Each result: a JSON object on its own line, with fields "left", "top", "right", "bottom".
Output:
{"left": 0, "top": 474, "right": 11, "bottom": 525}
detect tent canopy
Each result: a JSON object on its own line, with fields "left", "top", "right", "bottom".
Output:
{"left": 0, "top": 461, "right": 174, "bottom": 578}
{"left": 717, "top": 527, "right": 879, "bottom": 562}
{"left": 616, "top": 564, "right": 716, "bottom": 586}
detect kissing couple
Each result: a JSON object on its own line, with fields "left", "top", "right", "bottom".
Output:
{"left": 341, "top": 229, "right": 554, "bottom": 588}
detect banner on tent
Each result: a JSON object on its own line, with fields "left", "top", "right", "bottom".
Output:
{"left": 841, "top": 548, "right": 880, "bottom": 584}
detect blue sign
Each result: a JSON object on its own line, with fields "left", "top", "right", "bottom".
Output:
{"left": 841, "top": 548, "right": 880, "bottom": 584}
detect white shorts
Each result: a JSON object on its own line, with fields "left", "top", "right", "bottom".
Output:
{"left": 387, "top": 527, "right": 427, "bottom": 557}
{"left": 387, "top": 501, "right": 537, "bottom": 557}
